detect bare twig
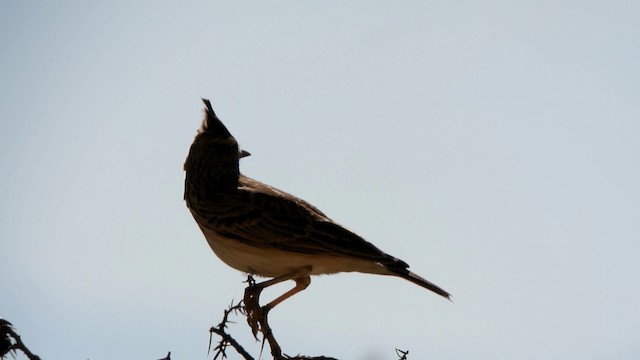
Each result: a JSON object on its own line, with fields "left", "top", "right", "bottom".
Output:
{"left": 208, "top": 300, "right": 254, "bottom": 360}
{"left": 395, "top": 348, "right": 409, "bottom": 360}
{"left": 207, "top": 276, "right": 342, "bottom": 359}
{"left": 0, "top": 320, "right": 11, "bottom": 359}
{"left": 156, "top": 351, "right": 171, "bottom": 360}
{"left": 0, "top": 318, "right": 41, "bottom": 360}
{"left": 243, "top": 276, "right": 338, "bottom": 360}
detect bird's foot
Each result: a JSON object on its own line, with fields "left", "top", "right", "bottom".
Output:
{"left": 243, "top": 283, "right": 284, "bottom": 358}
{"left": 243, "top": 280, "right": 266, "bottom": 338}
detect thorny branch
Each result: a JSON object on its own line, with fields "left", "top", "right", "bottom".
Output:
{"left": 3, "top": 298, "right": 410, "bottom": 360}
{"left": 243, "top": 276, "right": 339, "bottom": 360}
{"left": 0, "top": 318, "right": 41, "bottom": 360}
{"left": 208, "top": 276, "right": 414, "bottom": 359}
{"left": 207, "top": 276, "right": 340, "bottom": 360}
{"left": 396, "top": 348, "right": 409, "bottom": 360}
{"left": 209, "top": 300, "right": 254, "bottom": 360}
{"left": 156, "top": 351, "right": 171, "bottom": 360}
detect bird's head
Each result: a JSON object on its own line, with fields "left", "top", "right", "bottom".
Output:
{"left": 195, "top": 98, "right": 250, "bottom": 159}
{"left": 184, "top": 99, "right": 250, "bottom": 192}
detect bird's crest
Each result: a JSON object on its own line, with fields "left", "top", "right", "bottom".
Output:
{"left": 199, "top": 98, "right": 233, "bottom": 139}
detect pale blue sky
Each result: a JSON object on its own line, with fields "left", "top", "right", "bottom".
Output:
{"left": 1, "top": 1, "right": 639, "bottom": 359}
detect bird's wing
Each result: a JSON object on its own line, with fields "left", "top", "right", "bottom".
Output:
{"left": 198, "top": 179, "right": 401, "bottom": 265}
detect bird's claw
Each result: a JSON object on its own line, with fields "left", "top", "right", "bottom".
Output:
{"left": 246, "top": 305, "right": 271, "bottom": 339}
{"left": 244, "top": 282, "right": 267, "bottom": 338}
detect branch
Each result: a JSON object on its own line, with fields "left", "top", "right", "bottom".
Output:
{"left": 156, "top": 351, "right": 171, "bottom": 360}
{"left": 0, "top": 318, "right": 41, "bottom": 360}
{"left": 206, "top": 276, "right": 339, "bottom": 360}
{"left": 208, "top": 300, "right": 254, "bottom": 360}
{"left": 396, "top": 348, "right": 409, "bottom": 360}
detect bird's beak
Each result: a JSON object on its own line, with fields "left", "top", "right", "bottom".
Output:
{"left": 240, "top": 149, "right": 251, "bottom": 158}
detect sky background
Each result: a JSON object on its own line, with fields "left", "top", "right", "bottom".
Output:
{"left": 1, "top": 1, "right": 639, "bottom": 359}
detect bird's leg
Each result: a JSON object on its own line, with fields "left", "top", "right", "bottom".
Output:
{"left": 243, "top": 267, "right": 312, "bottom": 353}
{"left": 263, "top": 276, "right": 311, "bottom": 312}
{"left": 244, "top": 266, "right": 312, "bottom": 313}
{"left": 260, "top": 276, "right": 312, "bottom": 359}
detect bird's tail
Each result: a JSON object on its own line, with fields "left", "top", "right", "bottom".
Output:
{"left": 393, "top": 269, "right": 451, "bottom": 300}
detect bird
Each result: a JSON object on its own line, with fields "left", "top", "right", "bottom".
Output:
{"left": 184, "top": 99, "right": 450, "bottom": 314}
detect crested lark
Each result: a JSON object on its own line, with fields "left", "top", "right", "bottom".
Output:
{"left": 184, "top": 99, "right": 450, "bottom": 313}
